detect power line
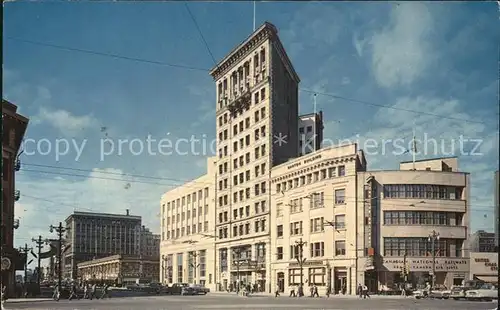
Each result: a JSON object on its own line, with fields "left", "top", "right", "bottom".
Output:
{"left": 4, "top": 36, "right": 210, "bottom": 72}
{"left": 300, "top": 89, "right": 488, "bottom": 125}
{"left": 18, "top": 168, "right": 495, "bottom": 213}
{"left": 5, "top": 36, "right": 494, "bottom": 125}
{"left": 184, "top": 3, "right": 217, "bottom": 65}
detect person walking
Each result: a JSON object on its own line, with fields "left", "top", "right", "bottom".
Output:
{"left": 100, "top": 283, "right": 110, "bottom": 299}
{"left": 289, "top": 285, "right": 296, "bottom": 297}
{"left": 362, "top": 284, "right": 370, "bottom": 299}
{"left": 312, "top": 284, "right": 319, "bottom": 297}
{"left": 68, "top": 283, "right": 79, "bottom": 300}
{"left": 326, "top": 284, "right": 331, "bottom": 298}
{"left": 52, "top": 284, "right": 60, "bottom": 301}
{"left": 274, "top": 284, "right": 280, "bottom": 297}
{"left": 89, "top": 283, "right": 97, "bottom": 300}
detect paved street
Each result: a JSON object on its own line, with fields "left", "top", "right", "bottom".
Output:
{"left": 3, "top": 295, "right": 498, "bottom": 310}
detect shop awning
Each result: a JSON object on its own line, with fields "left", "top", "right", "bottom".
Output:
{"left": 474, "top": 275, "right": 499, "bottom": 283}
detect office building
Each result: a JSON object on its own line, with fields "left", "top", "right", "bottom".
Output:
{"left": 63, "top": 210, "right": 142, "bottom": 279}
{"left": 159, "top": 22, "right": 474, "bottom": 295}
{"left": 270, "top": 143, "right": 367, "bottom": 295}
{"left": 355, "top": 157, "right": 470, "bottom": 292}
{"left": 469, "top": 230, "right": 496, "bottom": 253}
{"left": 140, "top": 226, "right": 160, "bottom": 259}
{"left": 159, "top": 156, "right": 216, "bottom": 288}
{"left": 2, "top": 99, "right": 29, "bottom": 297}
{"left": 495, "top": 171, "right": 499, "bottom": 249}
{"left": 77, "top": 254, "right": 159, "bottom": 285}
{"left": 469, "top": 252, "right": 498, "bottom": 283}
{"left": 298, "top": 111, "right": 324, "bottom": 156}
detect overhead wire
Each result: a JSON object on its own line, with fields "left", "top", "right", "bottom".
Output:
{"left": 4, "top": 36, "right": 496, "bottom": 125}
{"left": 18, "top": 168, "right": 495, "bottom": 213}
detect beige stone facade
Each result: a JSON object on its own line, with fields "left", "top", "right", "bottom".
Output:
{"left": 270, "top": 143, "right": 367, "bottom": 295}
{"left": 469, "top": 252, "right": 498, "bottom": 283}
{"left": 159, "top": 156, "right": 217, "bottom": 289}
{"left": 357, "top": 157, "right": 470, "bottom": 291}
{"left": 77, "top": 255, "right": 159, "bottom": 285}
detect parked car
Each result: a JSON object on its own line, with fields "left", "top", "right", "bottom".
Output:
{"left": 413, "top": 285, "right": 450, "bottom": 299}
{"left": 465, "top": 284, "right": 498, "bottom": 302}
{"left": 167, "top": 283, "right": 197, "bottom": 295}
{"left": 190, "top": 284, "right": 210, "bottom": 295}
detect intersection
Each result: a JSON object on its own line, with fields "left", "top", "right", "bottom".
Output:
{"left": 4, "top": 295, "right": 498, "bottom": 310}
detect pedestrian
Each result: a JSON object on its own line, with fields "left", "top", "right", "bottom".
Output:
{"left": 89, "top": 283, "right": 97, "bottom": 300}
{"left": 52, "top": 284, "right": 60, "bottom": 301}
{"left": 274, "top": 284, "right": 280, "bottom": 297}
{"left": 68, "top": 283, "right": 79, "bottom": 300}
{"left": 313, "top": 284, "right": 319, "bottom": 297}
{"left": 100, "top": 283, "right": 110, "bottom": 299}
{"left": 309, "top": 284, "right": 314, "bottom": 297}
{"left": 326, "top": 284, "right": 331, "bottom": 298}
{"left": 289, "top": 285, "right": 296, "bottom": 297}
{"left": 362, "top": 284, "right": 370, "bottom": 299}
{"left": 83, "top": 284, "right": 88, "bottom": 299}
{"left": 357, "top": 283, "right": 362, "bottom": 298}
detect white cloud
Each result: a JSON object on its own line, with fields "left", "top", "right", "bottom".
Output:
{"left": 370, "top": 3, "right": 436, "bottom": 88}
{"left": 31, "top": 107, "right": 99, "bottom": 137}
{"left": 14, "top": 167, "right": 172, "bottom": 252}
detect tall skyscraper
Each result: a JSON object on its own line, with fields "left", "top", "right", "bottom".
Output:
{"left": 210, "top": 22, "right": 300, "bottom": 291}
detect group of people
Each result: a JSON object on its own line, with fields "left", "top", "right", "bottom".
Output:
{"left": 52, "top": 282, "right": 110, "bottom": 301}
{"left": 274, "top": 283, "right": 371, "bottom": 298}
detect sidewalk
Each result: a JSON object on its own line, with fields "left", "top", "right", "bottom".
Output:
{"left": 4, "top": 298, "right": 53, "bottom": 303}
{"left": 210, "top": 291, "right": 411, "bottom": 299}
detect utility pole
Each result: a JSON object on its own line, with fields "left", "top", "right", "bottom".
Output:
{"left": 31, "top": 236, "right": 44, "bottom": 293}
{"left": 18, "top": 244, "right": 33, "bottom": 284}
{"left": 49, "top": 222, "right": 67, "bottom": 290}
{"left": 428, "top": 230, "right": 440, "bottom": 289}
{"left": 189, "top": 251, "right": 200, "bottom": 284}
{"left": 232, "top": 247, "right": 242, "bottom": 293}
{"left": 294, "top": 238, "right": 307, "bottom": 297}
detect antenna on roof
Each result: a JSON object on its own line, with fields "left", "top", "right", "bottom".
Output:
{"left": 412, "top": 119, "right": 417, "bottom": 170}
{"left": 253, "top": 1, "right": 256, "bottom": 31}
{"left": 313, "top": 93, "right": 317, "bottom": 151}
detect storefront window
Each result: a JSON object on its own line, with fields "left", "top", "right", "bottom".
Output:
{"left": 384, "top": 237, "right": 453, "bottom": 257}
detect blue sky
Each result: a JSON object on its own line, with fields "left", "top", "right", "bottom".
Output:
{"left": 3, "top": 2, "right": 499, "bottom": 256}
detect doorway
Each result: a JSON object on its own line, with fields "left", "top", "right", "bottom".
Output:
{"left": 277, "top": 272, "right": 285, "bottom": 292}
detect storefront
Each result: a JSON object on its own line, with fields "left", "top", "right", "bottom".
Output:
{"left": 379, "top": 257, "right": 469, "bottom": 290}
{"left": 469, "top": 252, "right": 498, "bottom": 284}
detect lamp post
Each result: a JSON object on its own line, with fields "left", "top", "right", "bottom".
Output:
{"left": 18, "top": 243, "right": 33, "bottom": 284}
{"left": 189, "top": 251, "right": 200, "bottom": 284}
{"left": 49, "top": 222, "right": 67, "bottom": 289}
{"left": 31, "top": 236, "right": 45, "bottom": 295}
{"left": 294, "top": 238, "right": 307, "bottom": 297}
{"left": 232, "top": 247, "right": 242, "bottom": 293}
{"left": 428, "top": 230, "right": 440, "bottom": 289}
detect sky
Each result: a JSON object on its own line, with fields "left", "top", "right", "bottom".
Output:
{"left": 3, "top": 2, "right": 499, "bottom": 264}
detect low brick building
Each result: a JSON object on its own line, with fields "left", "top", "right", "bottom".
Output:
{"left": 77, "top": 255, "right": 159, "bottom": 285}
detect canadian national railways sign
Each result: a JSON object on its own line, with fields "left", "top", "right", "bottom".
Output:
{"left": 382, "top": 258, "right": 469, "bottom": 272}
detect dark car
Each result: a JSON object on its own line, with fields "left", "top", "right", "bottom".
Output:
{"left": 168, "top": 283, "right": 196, "bottom": 295}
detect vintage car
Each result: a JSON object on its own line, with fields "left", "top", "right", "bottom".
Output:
{"left": 465, "top": 284, "right": 498, "bottom": 302}
{"left": 190, "top": 284, "right": 210, "bottom": 295}
{"left": 413, "top": 285, "right": 450, "bottom": 299}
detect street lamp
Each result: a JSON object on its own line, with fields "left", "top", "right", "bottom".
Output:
{"left": 428, "top": 230, "right": 440, "bottom": 289}
{"left": 294, "top": 238, "right": 307, "bottom": 297}
{"left": 49, "top": 222, "right": 67, "bottom": 290}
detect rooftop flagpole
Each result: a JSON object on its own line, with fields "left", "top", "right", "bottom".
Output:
{"left": 253, "top": 1, "right": 256, "bottom": 31}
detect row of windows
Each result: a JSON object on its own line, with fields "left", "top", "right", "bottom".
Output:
{"left": 217, "top": 147, "right": 267, "bottom": 193}
{"left": 288, "top": 267, "right": 326, "bottom": 286}
{"left": 163, "top": 205, "right": 209, "bottom": 225}
{"left": 275, "top": 241, "right": 347, "bottom": 260}
{"left": 383, "top": 184, "right": 463, "bottom": 200}
{"left": 282, "top": 215, "right": 345, "bottom": 237}
{"left": 163, "top": 188, "right": 210, "bottom": 213}
{"left": 231, "top": 218, "right": 267, "bottom": 237}
{"left": 383, "top": 211, "right": 464, "bottom": 226}
{"left": 383, "top": 237, "right": 463, "bottom": 257}
{"left": 216, "top": 49, "right": 266, "bottom": 105}
{"left": 218, "top": 200, "right": 267, "bottom": 224}
{"left": 275, "top": 165, "right": 346, "bottom": 193}
{"left": 163, "top": 221, "right": 209, "bottom": 240}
